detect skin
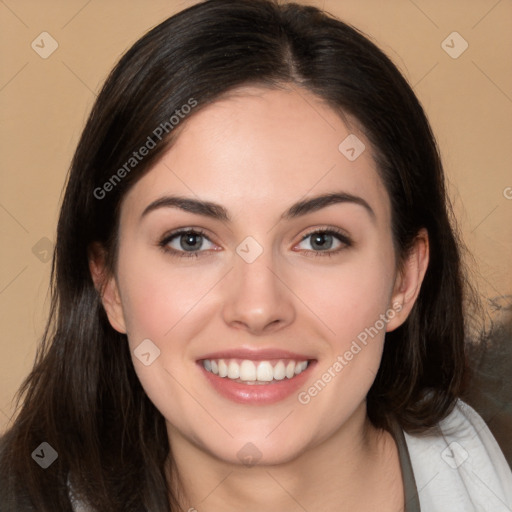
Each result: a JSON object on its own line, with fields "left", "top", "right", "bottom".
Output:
{"left": 90, "top": 85, "right": 429, "bottom": 511}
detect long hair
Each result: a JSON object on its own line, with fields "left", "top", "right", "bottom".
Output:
{"left": 0, "top": 0, "right": 470, "bottom": 509}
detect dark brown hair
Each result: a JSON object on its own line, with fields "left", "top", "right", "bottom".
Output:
{"left": 0, "top": 0, "right": 470, "bottom": 509}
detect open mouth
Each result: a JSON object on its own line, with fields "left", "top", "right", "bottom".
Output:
{"left": 201, "top": 358, "right": 311, "bottom": 384}
{"left": 197, "top": 355, "right": 316, "bottom": 404}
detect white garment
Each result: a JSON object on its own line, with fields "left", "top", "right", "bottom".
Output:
{"left": 405, "top": 400, "right": 512, "bottom": 511}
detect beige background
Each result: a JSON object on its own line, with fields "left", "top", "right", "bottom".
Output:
{"left": 1, "top": 0, "right": 511, "bottom": 433}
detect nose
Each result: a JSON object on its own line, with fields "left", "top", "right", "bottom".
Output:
{"left": 221, "top": 245, "right": 296, "bottom": 335}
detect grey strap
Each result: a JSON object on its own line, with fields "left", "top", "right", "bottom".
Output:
{"left": 388, "top": 419, "right": 422, "bottom": 512}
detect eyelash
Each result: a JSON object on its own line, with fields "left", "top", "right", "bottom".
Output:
{"left": 158, "top": 227, "right": 353, "bottom": 259}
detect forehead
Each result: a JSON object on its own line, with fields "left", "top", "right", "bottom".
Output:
{"left": 121, "top": 86, "right": 390, "bottom": 226}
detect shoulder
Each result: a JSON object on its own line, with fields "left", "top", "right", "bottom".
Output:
{"left": 404, "top": 399, "right": 512, "bottom": 511}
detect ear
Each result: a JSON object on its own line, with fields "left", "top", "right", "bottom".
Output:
{"left": 88, "top": 242, "right": 127, "bottom": 334}
{"left": 386, "top": 229, "right": 429, "bottom": 332}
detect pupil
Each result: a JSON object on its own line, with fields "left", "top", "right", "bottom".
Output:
{"left": 181, "top": 233, "right": 201, "bottom": 251}
{"left": 312, "top": 233, "right": 332, "bottom": 250}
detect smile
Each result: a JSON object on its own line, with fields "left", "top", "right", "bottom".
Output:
{"left": 202, "top": 358, "right": 310, "bottom": 384}
{"left": 197, "top": 350, "right": 316, "bottom": 404}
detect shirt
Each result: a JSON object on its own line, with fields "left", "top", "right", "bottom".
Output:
{"left": 399, "top": 399, "right": 512, "bottom": 511}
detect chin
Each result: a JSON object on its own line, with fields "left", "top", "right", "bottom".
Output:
{"left": 201, "top": 427, "right": 312, "bottom": 467}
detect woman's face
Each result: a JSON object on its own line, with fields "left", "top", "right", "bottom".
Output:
{"left": 99, "top": 86, "right": 417, "bottom": 465}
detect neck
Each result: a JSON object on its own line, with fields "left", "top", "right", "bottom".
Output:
{"left": 165, "top": 404, "right": 404, "bottom": 512}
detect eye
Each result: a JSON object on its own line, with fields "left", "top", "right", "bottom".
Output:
{"left": 158, "top": 227, "right": 352, "bottom": 259}
{"left": 158, "top": 229, "right": 217, "bottom": 258}
{"left": 295, "top": 228, "right": 352, "bottom": 257}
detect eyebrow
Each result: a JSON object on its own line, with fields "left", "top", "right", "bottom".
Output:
{"left": 140, "top": 191, "right": 376, "bottom": 223}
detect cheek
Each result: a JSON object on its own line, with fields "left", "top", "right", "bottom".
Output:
{"left": 301, "top": 248, "right": 396, "bottom": 347}
{"left": 118, "top": 251, "right": 218, "bottom": 344}
{"left": 294, "top": 253, "right": 396, "bottom": 425}
{"left": 296, "top": 245, "right": 395, "bottom": 397}
{"left": 115, "top": 250, "right": 219, "bottom": 423}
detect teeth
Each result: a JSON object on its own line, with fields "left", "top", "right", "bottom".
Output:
{"left": 218, "top": 359, "right": 228, "bottom": 377}
{"left": 285, "top": 361, "right": 295, "bottom": 379}
{"left": 227, "top": 360, "right": 240, "bottom": 379}
{"left": 295, "top": 361, "right": 308, "bottom": 374}
{"left": 273, "top": 361, "right": 285, "bottom": 380}
{"left": 240, "top": 360, "right": 256, "bottom": 381}
{"left": 202, "top": 358, "right": 310, "bottom": 382}
{"left": 256, "top": 361, "right": 274, "bottom": 382}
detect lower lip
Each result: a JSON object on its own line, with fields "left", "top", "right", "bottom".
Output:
{"left": 198, "top": 361, "right": 316, "bottom": 405}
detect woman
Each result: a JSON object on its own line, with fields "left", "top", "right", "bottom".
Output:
{"left": 1, "top": 0, "right": 511, "bottom": 510}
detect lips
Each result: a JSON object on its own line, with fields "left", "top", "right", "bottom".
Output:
{"left": 196, "top": 348, "right": 316, "bottom": 404}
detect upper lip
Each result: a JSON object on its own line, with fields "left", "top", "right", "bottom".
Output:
{"left": 197, "top": 348, "right": 315, "bottom": 361}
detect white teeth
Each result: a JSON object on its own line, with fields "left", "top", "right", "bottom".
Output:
{"left": 202, "top": 358, "right": 310, "bottom": 382}
{"left": 218, "top": 359, "right": 228, "bottom": 377}
{"left": 227, "top": 360, "right": 240, "bottom": 379}
{"left": 256, "top": 361, "right": 274, "bottom": 382}
{"left": 294, "top": 361, "right": 308, "bottom": 374}
{"left": 273, "top": 361, "right": 286, "bottom": 380}
{"left": 239, "top": 360, "right": 256, "bottom": 381}
{"left": 285, "top": 361, "right": 295, "bottom": 379}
